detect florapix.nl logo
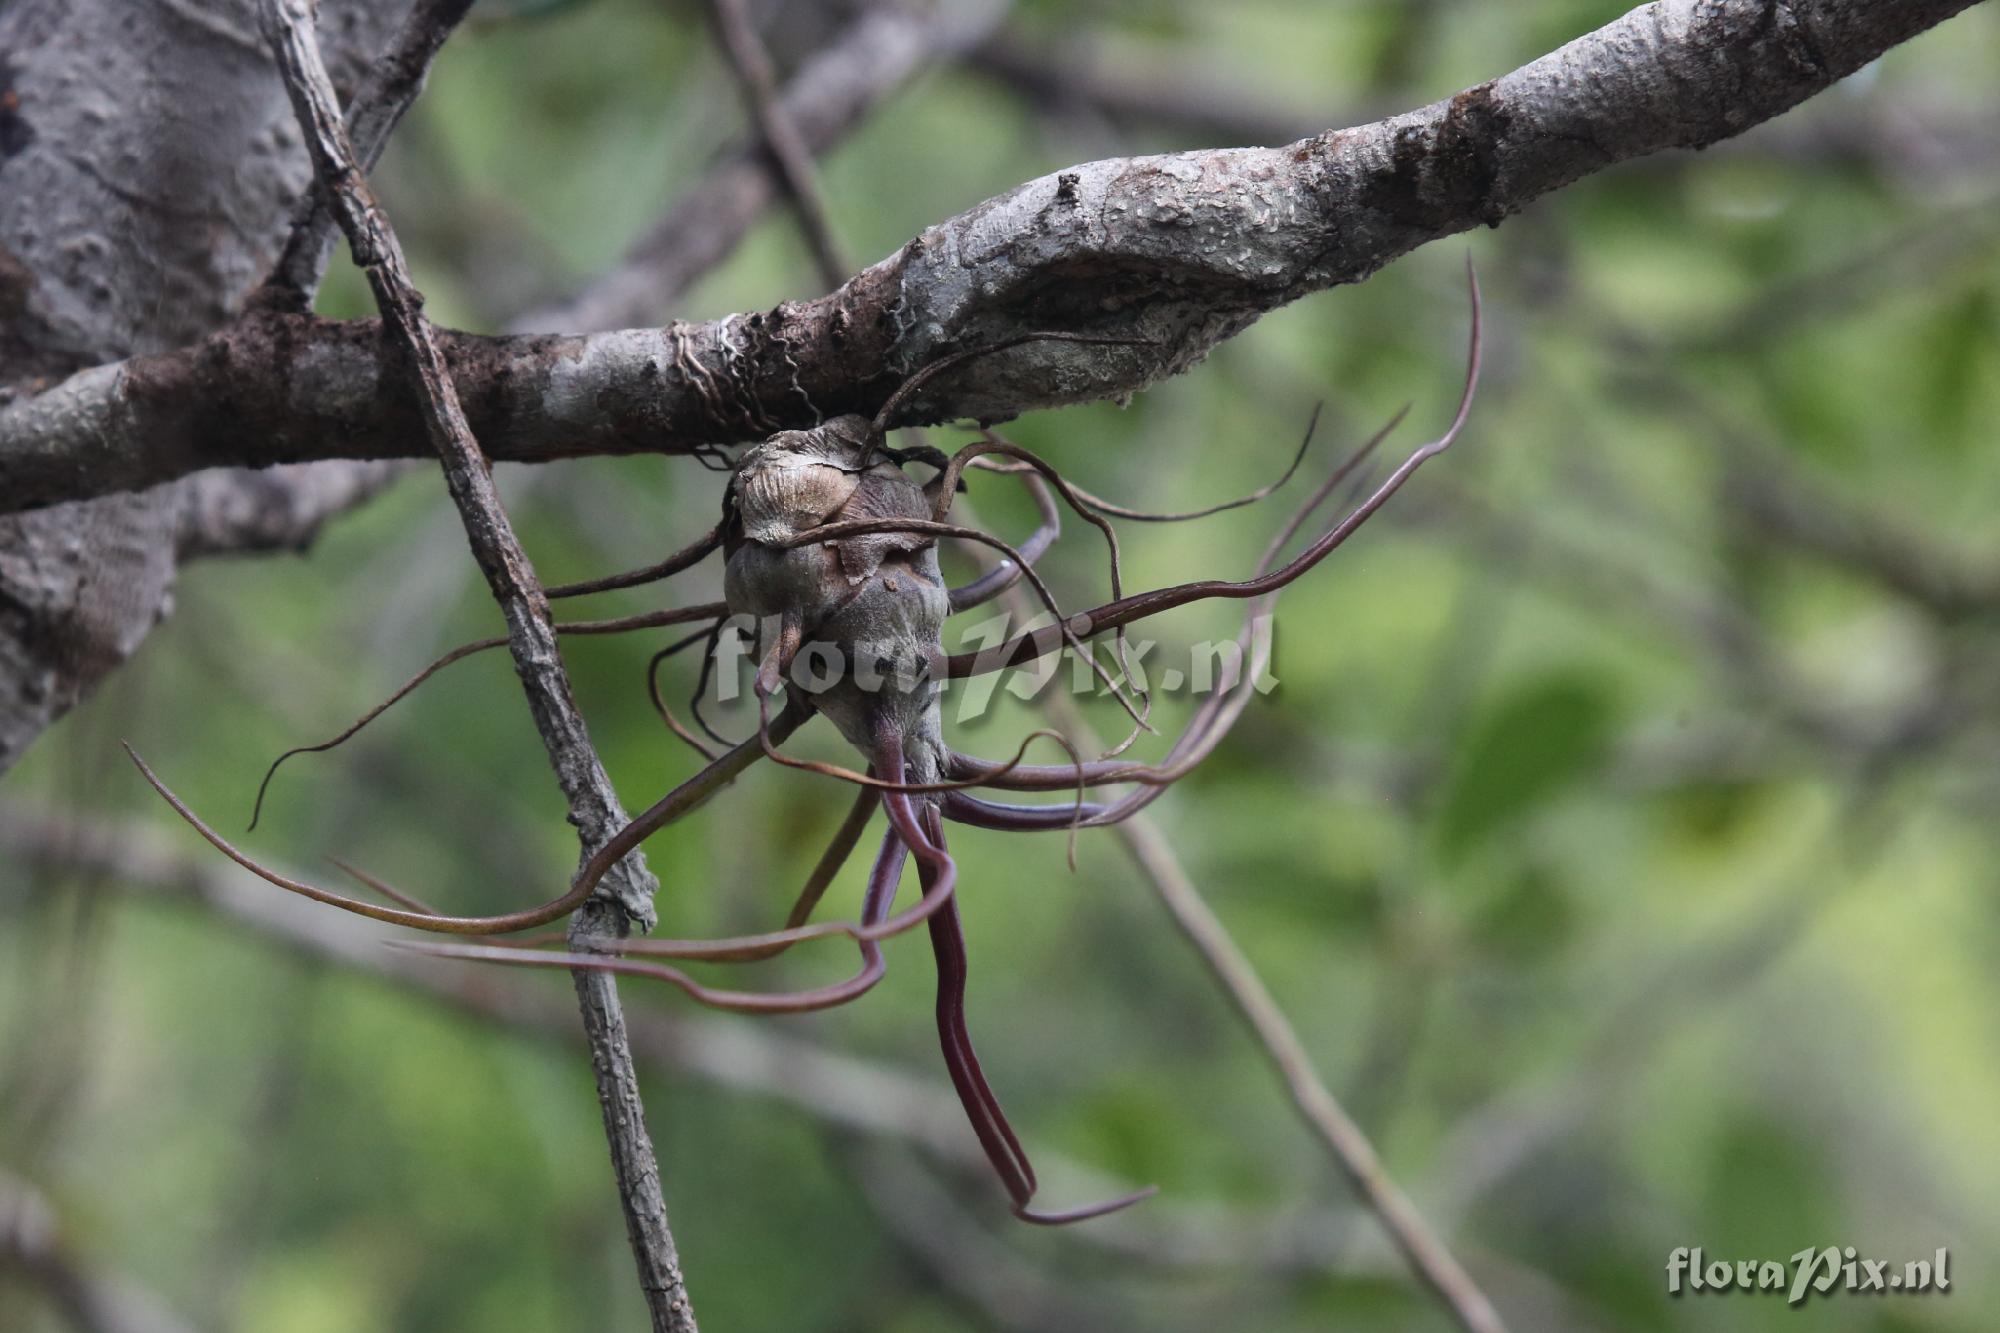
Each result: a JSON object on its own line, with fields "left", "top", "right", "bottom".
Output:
{"left": 705, "top": 609, "right": 1281, "bottom": 724}
{"left": 1667, "top": 1246, "right": 1951, "bottom": 1307}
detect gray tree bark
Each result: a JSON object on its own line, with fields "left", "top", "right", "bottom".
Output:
{"left": 0, "top": 0, "right": 1986, "bottom": 764}
{"left": 0, "top": 0, "right": 405, "bottom": 770}
{"left": 3, "top": 0, "right": 1981, "bottom": 531}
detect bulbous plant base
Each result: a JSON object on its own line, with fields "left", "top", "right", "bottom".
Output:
{"left": 126, "top": 269, "right": 1481, "bottom": 1223}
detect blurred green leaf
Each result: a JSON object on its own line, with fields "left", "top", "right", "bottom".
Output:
{"left": 1660, "top": 776, "right": 1774, "bottom": 845}
{"left": 1469, "top": 862, "right": 1576, "bottom": 962}
{"left": 1920, "top": 282, "right": 1996, "bottom": 447}
{"left": 1434, "top": 672, "right": 1615, "bottom": 864}
{"left": 1702, "top": 1112, "right": 1841, "bottom": 1256}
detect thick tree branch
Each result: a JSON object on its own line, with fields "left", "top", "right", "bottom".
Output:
{"left": 0, "top": 0, "right": 476, "bottom": 765}
{"left": 0, "top": 0, "right": 410, "bottom": 772}
{"left": 0, "top": 0, "right": 959, "bottom": 767}
{"left": 261, "top": 2, "right": 693, "bottom": 1328}
{"left": 2, "top": 0, "right": 1979, "bottom": 514}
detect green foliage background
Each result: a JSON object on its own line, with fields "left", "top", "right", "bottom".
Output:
{"left": 6, "top": 1, "right": 2000, "bottom": 1329}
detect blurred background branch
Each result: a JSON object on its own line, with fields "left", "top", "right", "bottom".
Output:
{"left": 0, "top": 1167, "right": 195, "bottom": 1333}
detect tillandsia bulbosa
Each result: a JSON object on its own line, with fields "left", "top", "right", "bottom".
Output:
{"left": 127, "top": 264, "right": 1482, "bottom": 1224}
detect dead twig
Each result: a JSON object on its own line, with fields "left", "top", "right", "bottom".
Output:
{"left": 706, "top": 0, "right": 846, "bottom": 288}
{"left": 526, "top": 0, "right": 1008, "bottom": 331}
{"left": 258, "top": 0, "right": 477, "bottom": 311}
{"left": 1029, "top": 671, "right": 1506, "bottom": 1333}
{"left": 256, "top": 1, "right": 694, "bottom": 1324}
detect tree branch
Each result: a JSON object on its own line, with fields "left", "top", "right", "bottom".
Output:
{"left": 72, "top": 795, "right": 1631, "bottom": 1312}
{"left": 0, "top": 0, "right": 411, "bottom": 772}
{"left": 3, "top": 0, "right": 1979, "bottom": 513}
{"left": 0, "top": 802, "right": 1404, "bottom": 1285}
{"left": 0, "top": 804, "right": 1248, "bottom": 1248}
{"left": 1116, "top": 812, "right": 1506, "bottom": 1333}
{"left": 257, "top": 0, "right": 476, "bottom": 311}
{"left": 0, "top": 1167, "right": 197, "bottom": 1333}
{"left": 517, "top": 0, "right": 1008, "bottom": 332}
{"left": 704, "top": 0, "right": 847, "bottom": 291}
{"left": 260, "top": 2, "right": 692, "bottom": 1327}
{"left": 1023, "top": 670, "right": 1504, "bottom": 1333}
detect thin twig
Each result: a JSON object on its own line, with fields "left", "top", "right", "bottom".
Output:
{"left": 525, "top": 0, "right": 1007, "bottom": 331}
{"left": 0, "top": 803, "right": 1381, "bottom": 1278}
{"left": 259, "top": 2, "right": 694, "bottom": 1326}
{"left": 1121, "top": 810, "right": 1506, "bottom": 1333}
{"left": 10, "top": 801, "right": 1625, "bottom": 1321}
{"left": 1032, "top": 680, "right": 1507, "bottom": 1333}
{"left": 706, "top": 0, "right": 846, "bottom": 287}
{"left": 257, "top": 0, "right": 476, "bottom": 311}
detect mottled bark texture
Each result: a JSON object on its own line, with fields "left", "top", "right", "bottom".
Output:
{"left": 3, "top": 0, "right": 1981, "bottom": 531}
{"left": 0, "top": 0, "right": 406, "bottom": 771}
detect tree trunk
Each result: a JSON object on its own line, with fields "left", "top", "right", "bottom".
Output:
{"left": 0, "top": 0, "right": 402, "bottom": 771}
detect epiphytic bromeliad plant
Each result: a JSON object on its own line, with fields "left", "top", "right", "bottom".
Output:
{"left": 128, "top": 271, "right": 1481, "bottom": 1226}
{"left": 0, "top": 0, "right": 1979, "bottom": 1325}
